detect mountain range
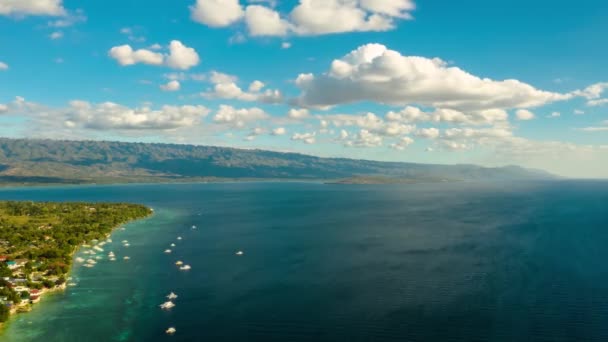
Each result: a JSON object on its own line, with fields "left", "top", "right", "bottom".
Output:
{"left": 0, "top": 138, "right": 554, "bottom": 185}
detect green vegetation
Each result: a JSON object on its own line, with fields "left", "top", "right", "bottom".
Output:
{"left": 0, "top": 201, "right": 151, "bottom": 321}
{"left": 0, "top": 138, "right": 554, "bottom": 186}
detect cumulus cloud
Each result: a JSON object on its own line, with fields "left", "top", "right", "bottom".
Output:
{"left": 515, "top": 109, "right": 535, "bottom": 121}
{"left": 291, "top": 131, "right": 316, "bottom": 144}
{"left": 345, "top": 129, "right": 383, "bottom": 147}
{"left": 579, "top": 120, "right": 608, "bottom": 132}
{"left": 390, "top": 136, "right": 414, "bottom": 150}
{"left": 0, "top": 104, "right": 7, "bottom": 113}
{"left": 190, "top": 0, "right": 415, "bottom": 37}
{"left": 190, "top": 0, "right": 244, "bottom": 27}
{"left": 109, "top": 40, "right": 200, "bottom": 70}
{"left": 288, "top": 108, "right": 310, "bottom": 120}
{"left": 323, "top": 112, "right": 415, "bottom": 137}
{"left": 165, "top": 40, "right": 201, "bottom": 70}
{"left": 0, "top": 0, "right": 66, "bottom": 16}
{"left": 109, "top": 45, "right": 164, "bottom": 66}
{"left": 588, "top": 98, "right": 608, "bottom": 107}
{"left": 213, "top": 105, "right": 269, "bottom": 128}
{"left": 386, "top": 106, "right": 508, "bottom": 126}
{"left": 0, "top": 62, "right": 8, "bottom": 70}
{"left": 272, "top": 127, "right": 286, "bottom": 135}
{"left": 245, "top": 5, "right": 289, "bottom": 36}
{"left": 202, "top": 71, "right": 282, "bottom": 103}
{"left": 63, "top": 101, "right": 209, "bottom": 130}
{"left": 416, "top": 127, "right": 440, "bottom": 139}
{"left": 160, "top": 80, "right": 181, "bottom": 92}
{"left": 547, "top": 111, "right": 560, "bottom": 118}
{"left": 294, "top": 44, "right": 571, "bottom": 111}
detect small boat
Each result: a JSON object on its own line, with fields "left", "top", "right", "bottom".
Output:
{"left": 177, "top": 237, "right": 182, "bottom": 240}
{"left": 166, "top": 327, "right": 176, "bottom": 335}
{"left": 124, "top": 256, "right": 130, "bottom": 260}
{"left": 123, "top": 243, "right": 130, "bottom": 247}
{"left": 106, "top": 239, "right": 112, "bottom": 243}
{"left": 164, "top": 249, "right": 172, "bottom": 254}
{"left": 235, "top": 251, "right": 244, "bottom": 256}
{"left": 95, "top": 256, "right": 103, "bottom": 260}
{"left": 122, "top": 240, "right": 128, "bottom": 244}
{"left": 83, "top": 264, "right": 94, "bottom": 268}
{"left": 175, "top": 261, "right": 183, "bottom": 266}
{"left": 75, "top": 257, "right": 85, "bottom": 263}
{"left": 160, "top": 301, "right": 175, "bottom": 310}
{"left": 170, "top": 243, "right": 176, "bottom": 247}
{"left": 86, "top": 259, "right": 97, "bottom": 265}
{"left": 179, "top": 265, "right": 191, "bottom": 271}
{"left": 108, "top": 252, "right": 115, "bottom": 257}
{"left": 192, "top": 225, "right": 197, "bottom": 229}
{"left": 109, "top": 258, "right": 116, "bottom": 261}
{"left": 167, "top": 292, "right": 178, "bottom": 300}
{"left": 68, "top": 282, "right": 77, "bottom": 287}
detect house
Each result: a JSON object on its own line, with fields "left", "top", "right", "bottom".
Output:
{"left": 0, "top": 256, "right": 8, "bottom": 262}
{"left": 6, "top": 261, "right": 17, "bottom": 270}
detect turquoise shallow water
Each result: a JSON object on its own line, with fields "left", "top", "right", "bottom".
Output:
{"left": 1, "top": 181, "right": 608, "bottom": 341}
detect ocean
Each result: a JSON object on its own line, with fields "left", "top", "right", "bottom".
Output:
{"left": 1, "top": 181, "right": 608, "bottom": 341}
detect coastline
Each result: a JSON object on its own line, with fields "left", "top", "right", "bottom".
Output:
{"left": 0, "top": 208, "right": 154, "bottom": 333}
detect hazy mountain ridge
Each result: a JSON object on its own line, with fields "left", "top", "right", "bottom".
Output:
{"left": 0, "top": 138, "right": 555, "bottom": 185}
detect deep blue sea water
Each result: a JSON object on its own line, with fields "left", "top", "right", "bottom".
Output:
{"left": 1, "top": 181, "right": 608, "bottom": 341}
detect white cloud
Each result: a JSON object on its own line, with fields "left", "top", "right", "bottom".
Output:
{"left": 0, "top": 104, "right": 7, "bottom": 113}
{"left": 47, "top": 9, "right": 86, "bottom": 27}
{"left": 64, "top": 101, "right": 209, "bottom": 130}
{"left": 324, "top": 112, "right": 415, "bottom": 137}
{"left": 515, "top": 109, "right": 535, "bottom": 121}
{"left": 345, "top": 129, "right": 382, "bottom": 147}
{"left": 165, "top": 40, "right": 201, "bottom": 70}
{"left": 120, "top": 26, "right": 146, "bottom": 43}
{"left": 190, "top": 0, "right": 415, "bottom": 37}
{"left": 108, "top": 40, "right": 200, "bottom": 70}
{"left": 547, "top": 111, "right": 560, "bottom": 118}
{"left": 190, "top": 0, "right": 244, "bottom": 27}
{"left": 386, "top": 106, "right": 507, "bottom": 126}
{"left": 390, "top": 136, "right": 414, "bottom": 150}
{"left": 0, "top": 0, "right": 66, "bottom": 16}
{"left": 160, "top": 80, "right": 181, "bottom": 92}
{"left": 213, "top": 105, "right": 269, "bottom": 128}
{"left": 291, "top": 131, "right": 316, "bottom": 144}
{"left": 416, "top": 127, "right": 439, "bottom": 139}
{"left": 573, "top": 82, "right": 608, "bottom": 100}
{"left": 281, "top": 42, "right": 292, "bottom": 49}
{"left": 109, "top": 45, "right": 164, "bottom": 66}
{"left": 574, "top": 109, "right": 585, "bottom": 115}
{"left": 579, "top": 120, "right": 608, "bottom": 132}
{"left": 0, "top": 62, "right": 8, "bottom": 70}
{"left": 588, "top": 98, "right": 608, "bottom": 107}
{"left": 202, "top": 71, "right": 282, "bottom": 103}
{"left": 272, "top": 127, "right": 286, "bottom": 135}
{"left": 288, "top": 108, "right": 310, "bottom": 120}
{"left": 245, "top": 5, "right": 290, "bottom": 36}
{"left": 294, "top": 44, "right": 571, "bottom": 111}
{"left": 49, "top": 31, "right": 63, "bottom": 40}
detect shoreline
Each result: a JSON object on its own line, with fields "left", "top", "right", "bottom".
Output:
{"left": 0, "top": 208, "right": 154, "bottom": 333}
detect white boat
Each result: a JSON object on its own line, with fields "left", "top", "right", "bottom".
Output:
{"left": 106, "top": 239, "right": 112, "bottom": 243}
{"left": 175, "top": 261, "right": 183, "bottom": 266}
{"left": 192, "top": 225, "right": 197, "bottom": 229}
{"left": 123, "top": 243, "right": 130, "bottom": 247}
{"left": 68, "top": 282, "right": 77, "bottom": 286}
{"left": 75, "top": 257, "right": 85, "bottom": 263}
{"left": 86, "top": 259, "right": 97, "bottom": 265}
{"left": 122, "top": 240, "right": 128, "bottom": 244}
{"left": 95, "top": 256, "right": 103, "bottom": 260}
{"left": 179, "top": 265, "right": 191, "bottom": 271}
{"left": 123, "top": 256, "right": 130, "bottom": 260}
{"left": 166, "top": 327, "right": 176, "bottom": 335}
{"left": 177, "top": 237, "right": 182, "bottom": 240}
{"left": 108, "top": 252, "right": 115, "bottom": 257}
{"left": 167, "top": 292, "right": 178, "bottom": 300}
{"left": 109, "top": 258, "right": 116, "bottom": 261}
{"left": 160, "top": 301, "right": 175, "bottom": 310}
{"left": 83, "top": 264, "right": 94, "bottom": 268}
{"left": 164, "top": 249, "right": 172, "bottom": 254}
{"left": 235, "top": 251, "right": 244, "bottom": 256}
{"left": 170, "top": 243, "right": 176, "bottom": 247}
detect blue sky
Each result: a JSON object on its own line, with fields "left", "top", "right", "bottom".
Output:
{"left": 0, "top": 0, "right": 607, "bottom": 177}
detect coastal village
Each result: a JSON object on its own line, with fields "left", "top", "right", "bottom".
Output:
{"left": 0, "top": 201, "right": 151, "bottom": 324}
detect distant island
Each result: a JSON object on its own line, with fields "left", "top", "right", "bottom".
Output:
{"left": 0, "top": 201, "right": 151, "bottom": 325}
{"left": 0, "top": 138, "right": 554, "bottom": 187}
{"left": 327, "top": 176, "right": 459, "bottom": 185}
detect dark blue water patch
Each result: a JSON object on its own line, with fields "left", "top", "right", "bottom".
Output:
{"left": 1, "top": 180, "right": 608, "bottom": 341}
